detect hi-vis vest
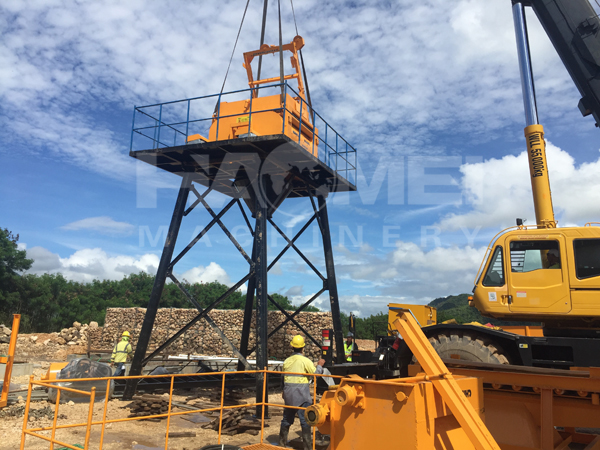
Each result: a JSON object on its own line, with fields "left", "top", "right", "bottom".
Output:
{"left": 111, "top": 340, "right": 132, "bottom": 363}
{"left": 344, "top": 342, "right": 353, "bottom": 361}
{"left": 283, "top": 354, "right": 317, "bottom": 384}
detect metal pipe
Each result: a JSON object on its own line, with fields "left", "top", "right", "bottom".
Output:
{"left": 512, "top": 2, "right": 539, "bottom": 126}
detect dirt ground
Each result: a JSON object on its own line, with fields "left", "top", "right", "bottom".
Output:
{"left": 1, "top": 332, "right": 365, "bottom": 449}
{"left": 2, "top": 390, "right": 301, "bottom": 450}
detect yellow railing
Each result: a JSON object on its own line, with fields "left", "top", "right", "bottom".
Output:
{"left": 20, "top": 369, "right": 343, "bottom": 450}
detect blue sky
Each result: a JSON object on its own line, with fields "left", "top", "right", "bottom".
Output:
{"left": 2, "top": 0, "right": 600, "bottom": 317}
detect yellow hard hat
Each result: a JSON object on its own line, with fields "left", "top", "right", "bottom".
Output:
{"left": 291, "top": 335, "right": 305, "bottom": 348}
{"left": 122, "top": 331, "right": 130, "bottom": 337}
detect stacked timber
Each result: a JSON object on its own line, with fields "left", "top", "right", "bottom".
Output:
{"left": 201, "top": 407, "right": 265, "bottom": 436}
{"left": 127, "top": 394, "right": 170, "bottom": 421}
{"left": 92, "top": 308, "right": 332, "bottom": 360}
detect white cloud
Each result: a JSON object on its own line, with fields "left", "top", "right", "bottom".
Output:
{"left": 26, "top": 247, "right": 159, "bottom": 282}
{"left": 181, "top": 262, "right": 231, "bottom": 286}
{"left": 335, "top": 241, "right": 485, "bottom": 311}
{"left": 438, "top": 143, "right": 600, "bottom": 230}
{"left": 25, "top": 245, "right": 235, "bottom": 287}
{"left": 61, "top": 216, "right": 135, "bottom": 236}
{"left": 0, "top": 0, "right": 587, "bottom": 182}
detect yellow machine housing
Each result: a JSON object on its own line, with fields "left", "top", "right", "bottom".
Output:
{"left": 473, "top": 225, "right": 600, "bottom": 325}
{"left": 388, "top": 303, "right": 437, "bottom": 333}
{"left": 192, "top": 35, "right": 318, "bottom": 156}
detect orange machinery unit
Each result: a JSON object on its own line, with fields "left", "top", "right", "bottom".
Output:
{"left": 188, "top": 36, "right": 319, "bottom": 156}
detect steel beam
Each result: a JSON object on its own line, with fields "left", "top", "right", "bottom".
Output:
{"left": 140, "top": 272, "right": 253, "bottom": 365}
{"left": 316, "top": 195, "right": 345, "bottom": 364}
{"left": 267, "top": 295, "right": 320, "bottom": 347}
{"left": 124, "top": 173, "right": 193, "bottom": 400}
{"left": 255, "top": 194, "right": 269, "bottom": 417}
{"left": 169, "top": 273, "right": 250, "bottom": 370}
{"left": 247, "top": 287, "right": 326, "bottom": 355}
{"left": 238, "top": 238, "right": 257, "bottom": 372}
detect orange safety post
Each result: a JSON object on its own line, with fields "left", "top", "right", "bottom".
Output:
{"left": 1, "top": 314, "right": 21, "bottom": 408}
{"left": 312, "top": 373, "right": 316, "bottom": 450}
{"left": 164, "top": 375, "right": 175, "bottom": 450}
{"left": 98, "top": 378, "right": 111, "bottom": 450}
{"left": 19, "top": 374, "right": 34, "bottom": 450}
{"left": 50, "top": 388, "right": 62, "bottom": 450}
{"left": 218, "top": 372, "right": 226, "bottom": 444}
{"left": 83, "top": 387, "right": 96, "bottom": 449}
{"left": 260, "top": 368, "right": 267, "bottom": 444}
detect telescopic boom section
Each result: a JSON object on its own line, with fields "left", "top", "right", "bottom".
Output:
{"left": 512, "top": 2, "right": 557, "bottom": 228}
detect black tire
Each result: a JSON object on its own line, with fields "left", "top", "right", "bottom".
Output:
{"left": 428, "top": 332, "right": 510, "bottom": 364}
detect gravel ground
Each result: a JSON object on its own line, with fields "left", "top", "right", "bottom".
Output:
{"left": 1, "top": 387, "right": 300, "bottom": 450}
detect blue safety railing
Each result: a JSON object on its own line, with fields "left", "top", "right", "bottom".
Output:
{"left": 130, "top": 82, "right": 357, "bottom": 186}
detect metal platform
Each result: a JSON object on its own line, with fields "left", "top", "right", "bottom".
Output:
{"left": 130, "top": 134, "right": 356, "bottom": 199}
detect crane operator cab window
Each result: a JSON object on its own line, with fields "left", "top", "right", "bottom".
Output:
{"left": 483, "top": 246, "right": 505, "bottom": 287}
{"left": 574, "top": 239, "right": 600, "bottom": 279}
{"left": 509, "top": 241, "right": 561, "bottom": 272}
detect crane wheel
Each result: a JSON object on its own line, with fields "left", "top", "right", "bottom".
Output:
{"left": 428, "top": 332, "right": 510, "bottom": 364}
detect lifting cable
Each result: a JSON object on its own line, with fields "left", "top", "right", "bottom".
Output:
{"left": 256, "top": 0, "right": 269, "bottom": 83}
{"left": 219, "top": 0, "right": 252, "bottom": 96}
{"left": 278, "top": 0, "right": 285, "bottom": 98}
{"left": 289, "top": 0, "right": 313, "bottom": 111}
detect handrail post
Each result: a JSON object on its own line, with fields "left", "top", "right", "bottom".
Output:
{"left": 98, "top": 378, "right": 111, "bottom": 450}
{"left": 84, "top": 387, "right": 96, "bottom": 449}
{"left": 298, "top": 93, "right": 303, "bottom": 146}
{"left": 312, "top": 109, "right": 316, "bottom": 158}
{"left": 282, "top": 83, "right": 287, "bottom": 134}
{"left": 324, "top": 124, "right": 328, "bottom": 166}
{"left": 216, "top": 92, "right": 222, "bottom": 140}
{"left": 164, "top": 375, "right": 175, "bottom": 450}
{"left": 49, "top": 387, "right": 61, "bottom": 450}
{"left": 185, "top": 99, "right": 191, "bottom": 141}
{"left": 218, "top": 372, "right": 226, "bottom": 444}
{"left": 130, "top": 107, "right": 137, "bottom": 151}
{"left": 156, "top": 104, "right": 163, "bottom": 149}
{"left": 260, "top": 369, "right": 267, "bottom": 443}
{"left": 19, "top": 375, "right": 34, "bottom": 450}
{"left": 248, "top": 86, "right": 254, "bottom": 136}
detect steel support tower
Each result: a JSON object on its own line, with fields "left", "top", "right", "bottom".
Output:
{"left": 123, "top": 122, "right": 356, "bottom": 408}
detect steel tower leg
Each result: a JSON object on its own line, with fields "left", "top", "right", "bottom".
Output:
{"left": 238, "top": 239, "right": 257, "bottom": 372}
{"left": 317, "top": 195, "right": 345, "bottom": 364}
{"left": 123, "top": 173, "right": 193, "bottom": 400}
{"left": 255, "top": 196, "right": 269, "bottom": 417}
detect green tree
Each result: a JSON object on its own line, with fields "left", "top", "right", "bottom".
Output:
{"left": 0, "top": 229, "right": 33, "bottom": 326}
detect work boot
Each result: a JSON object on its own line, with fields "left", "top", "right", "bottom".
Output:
{"left": 279, "top": 424, "right": 290, "bottom": 447}
{"left": 301, "top": 426, "right": 312, "bottom": 450}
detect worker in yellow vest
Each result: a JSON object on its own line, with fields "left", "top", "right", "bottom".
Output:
{"left": 344, "top": 332, "right": 358, "bottom": 361}
{"left": 110, "top": 331, "right": 133, "bottom": 376}
{"left": 279, "top": 335, "right": 325, "bottom": 449}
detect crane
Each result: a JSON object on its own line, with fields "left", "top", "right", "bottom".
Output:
{"left": 422, "top": 0, "right": 600, "bottom": 369}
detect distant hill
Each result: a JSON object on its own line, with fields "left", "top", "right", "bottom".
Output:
{"left": 428, "top": 294, "right": 496, "bottom": 324}
{"left": 428, "top": 294, "right": 539, "bottom": 326}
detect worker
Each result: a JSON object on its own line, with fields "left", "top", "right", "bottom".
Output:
{"left": 279, "top": 335, "right": 325, "bottom": 450}
{"left": 111, "top": 331, "right": 133, "bottom": 376}
{"left": 547, "top": 249, "right": 561, "bottom": 269}
{"left": 344, "top": 331, "right": 358, "bottom": 362}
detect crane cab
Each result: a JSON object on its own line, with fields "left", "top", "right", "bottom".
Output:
{"left": 472, "top": 225, "right": 600, "bottom": 326}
